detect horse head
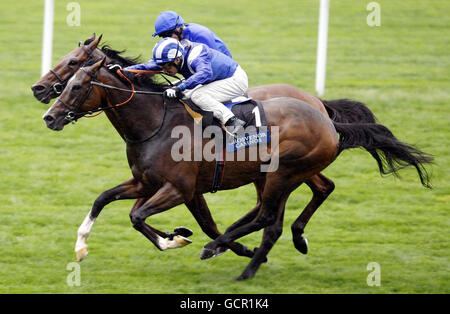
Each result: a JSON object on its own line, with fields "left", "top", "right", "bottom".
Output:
{"left": 31, "top": 33, "right": 103, "bottom": 104}
{"left": 43, "top": 57, "right": 107, "bottom": 131}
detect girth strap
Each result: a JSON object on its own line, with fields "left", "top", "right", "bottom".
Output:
{"left": 211, "top": 148, "right": 226, "bottom": 193}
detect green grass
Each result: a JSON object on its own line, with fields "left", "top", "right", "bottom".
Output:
{"left": 0, "top": 0, "right": 448, "bottom": 293}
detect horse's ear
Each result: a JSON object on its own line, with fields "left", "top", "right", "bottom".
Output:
{"left": 89, "top": 56, "right": 106, "bottom": 74}
{"left": 86, "top": 33, "right": 102, "bottom": 52}
{"left": 100, "top": 56, "right": 107, "bottom": 68}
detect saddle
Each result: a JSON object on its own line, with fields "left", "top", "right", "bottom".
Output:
{"left": 181, "top": 96, "right": 268, "bottom": 131}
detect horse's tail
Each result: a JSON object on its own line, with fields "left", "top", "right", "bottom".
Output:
{"left": 322, "top": 98, "right": 378, "bottom": 124}
{"left": 332, "top": 121, "right": 433, "bottom": 188}
{"left": 321, "top": 98, "right": 390, "bottom": 169}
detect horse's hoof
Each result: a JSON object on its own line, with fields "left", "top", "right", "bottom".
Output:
{"left": 172, "top": 235, "right": 192, "bottom": 248}
{"left": 214, "top": 246, "right": 229, "bottom": 257}
{"left": 76, "top": 246, "right": 88, "bottom": 262}
{"left": 294, "top": 236, "right": 308, "bottom": 254}
{"left": 200, "top": 247, "right": 216, "bottom": 260}
{"left": 174, "top": 226, "right": 193, "bottom": 238}
{"left": 160, "top": 235, "right": 192, "bottom": 250}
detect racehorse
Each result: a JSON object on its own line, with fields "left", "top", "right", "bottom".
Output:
{"left": 42, "top": 56, "right": 432, "bottom": 280}
{"left": 32, "top": 34, "right": 384, "bottom": 261}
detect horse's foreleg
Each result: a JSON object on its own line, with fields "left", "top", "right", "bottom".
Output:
{"left": 128, "top": 198, "right": 193, "bottom": 240}
{"left": 185, "top": 194, "right": 221, "bottom": 240}
{"left": 291, "top": 173, "right": 335, "bottom": 254}
{"left": 75, "top": 178, "right": 145, "bottom": 261}
{"left": 130, "top": 181, "right": 190, "bottom": 251}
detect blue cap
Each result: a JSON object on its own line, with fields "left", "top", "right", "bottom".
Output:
{"left": 152, "top": 11, "right": 185, "bottom": 37}
{"left": 152, "top": 38, "right": 185, "bottom": 64}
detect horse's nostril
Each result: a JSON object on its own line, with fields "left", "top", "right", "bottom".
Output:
{"left": 32, "top": 85, "right": 46, "bottom": 92}
{"left": 43, "top": 115, "right": 54, "bottom": 122}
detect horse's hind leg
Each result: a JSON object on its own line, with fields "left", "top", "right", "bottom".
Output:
{"left": 236, "top": 197, "right": 287, "bottom": 281}
{"left": 185, "top": 194, "right": 255, "bottom": 258}
{"left": 291, "top": 173, "right": 335, "bottom": 254}
{"left": 223, "top": 179, "right": 265, "bottom": 234}
{"left": 201, "top": 167, "right": 302, "bottom": 260}
{"left": 75, "top": 178, "right": 145, "bottom": 261}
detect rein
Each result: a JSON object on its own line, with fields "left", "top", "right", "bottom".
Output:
{"left": 90, "top": 81, "right": 164, "bottom": 95}
{"left": 52, "top": 44, "right": 181, "bottom": 120}
{"left": 59, "top": 67, "right": 167, "bottom": 144}
{"left": 62, "top": 68, "right": 165, "bottom": 122}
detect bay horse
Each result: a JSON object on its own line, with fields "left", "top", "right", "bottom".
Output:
{"left": 42, "top": 57, "right": 432, "bottom": 280}
{"left": 32, "top": 34, "right": 382, "bottom": 261}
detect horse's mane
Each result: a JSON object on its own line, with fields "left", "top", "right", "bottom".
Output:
{"left": 83, "top": 38, "right": 166, "bottom": 92}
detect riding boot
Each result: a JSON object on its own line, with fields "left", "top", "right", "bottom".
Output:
{"left": 225, "top": 116, "right": 246, "bottom": 135}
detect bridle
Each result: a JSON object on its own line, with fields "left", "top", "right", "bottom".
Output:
{"left": 49, "top": 69, "right": 68, "bottom": 95}
{"left": 51, "top": 41, "right": 182, "bottom": 143}
{"left": 57, "top": 65, "right": 169, "bottom": 144}
{"left": 59, "top": 66, "right": 165, "bottom": 124}
{"left": 49, "top": 39, "right": 184, "bottom": 105}
{"left": 49, "top": 45, "right": 97, "bottom": 96}
{"left": 57, "top": 67, "right": 98, "bottom": 122}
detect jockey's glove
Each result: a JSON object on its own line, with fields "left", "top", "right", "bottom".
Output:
{"left": 163, "top": 86, "right": 182, "bottom": 99}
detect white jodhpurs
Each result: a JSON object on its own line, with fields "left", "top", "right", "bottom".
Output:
{"left": 185, "top": 66, "right": 248, "bottom": 124}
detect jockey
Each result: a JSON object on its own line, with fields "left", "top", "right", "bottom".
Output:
{"left": 152, "top": 37, "right": 247, "bottom": 133}
{"left": 152, "top": 10, "right": 232, "bottom": 58}
{"left": 122, "top": 11, "right": 232, "bottom": 83}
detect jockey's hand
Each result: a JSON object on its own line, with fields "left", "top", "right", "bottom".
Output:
{"left": 107, "top": 64, "right": 122, "bottom": 72}
{"left": 163, "top": 86, "right": 182, "bottom": 99}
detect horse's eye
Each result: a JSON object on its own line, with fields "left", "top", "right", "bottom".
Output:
{"left": 72, "top": 84, "right": 81, "bottom": 91}
{"left": 68, "top": 60, "right": 78, "bottom": 66}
